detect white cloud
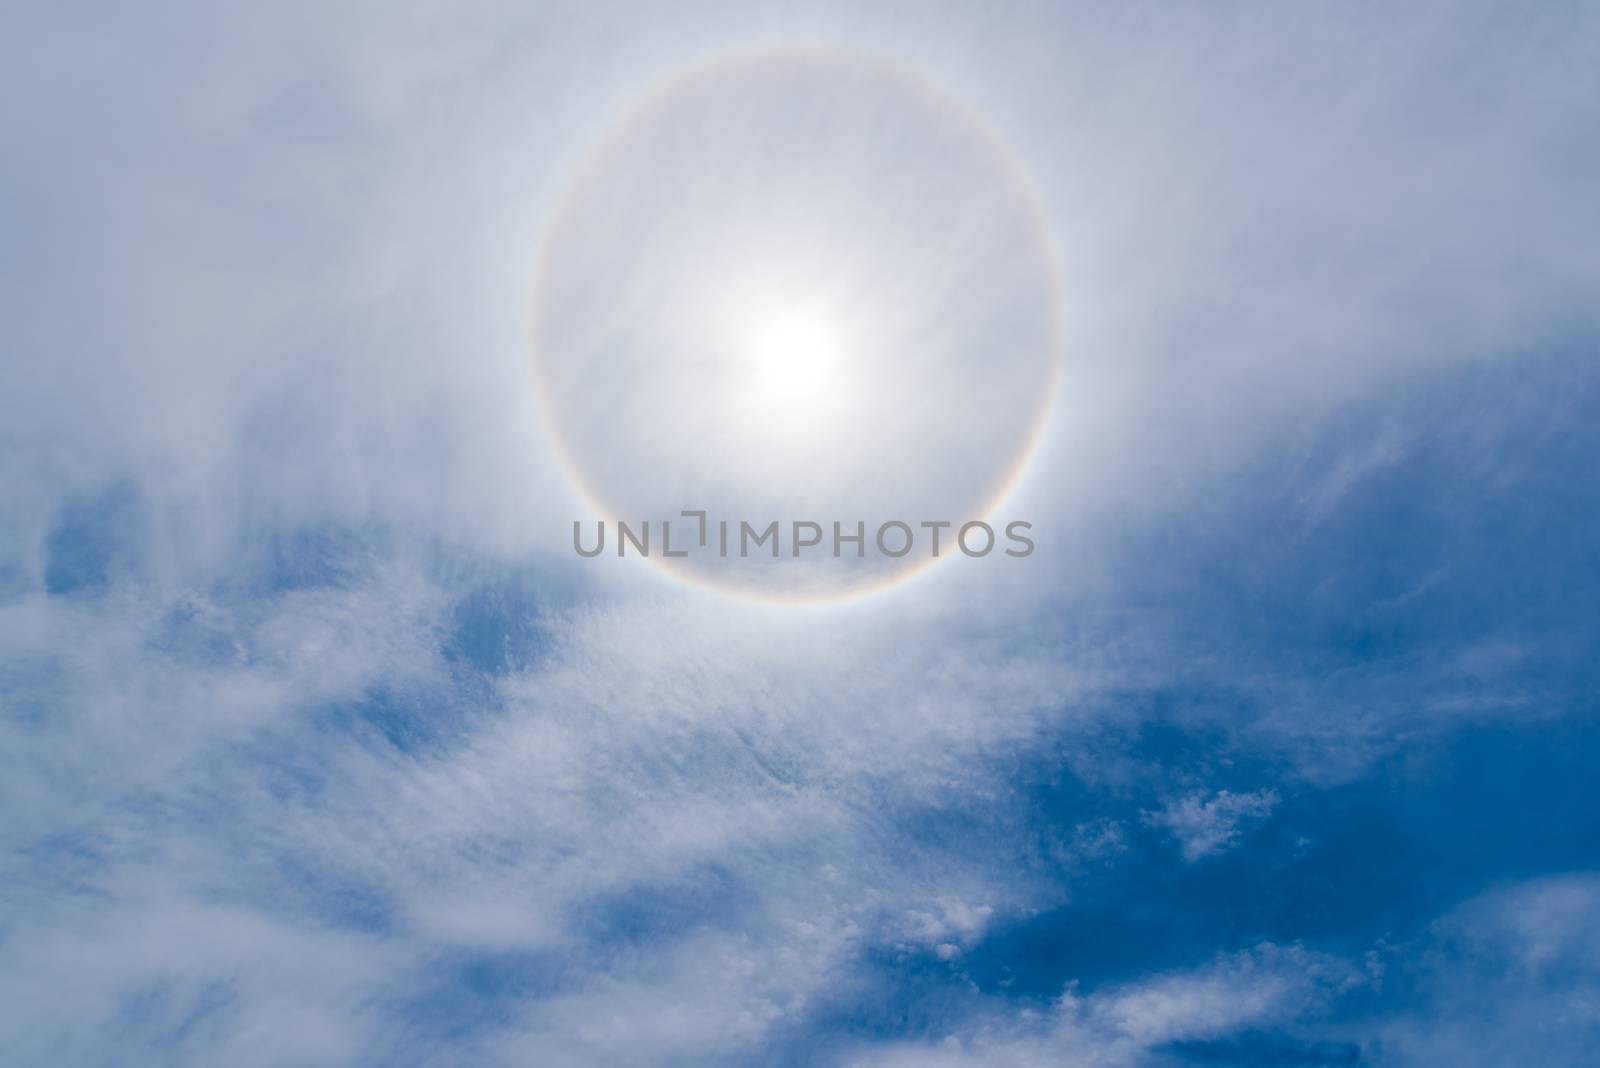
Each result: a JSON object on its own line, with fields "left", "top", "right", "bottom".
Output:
{"left": 851, "top": 942, "right": 1362, "bottom": 1068}
{"left": 3, "top": 4, "right": 1598, "bottom": 1065}
{"left": 1374, "top": 874, "right": 1600, "bottom": 1066}
{"left": 1146, "top": 789, "right": 1280, "bottom": 862}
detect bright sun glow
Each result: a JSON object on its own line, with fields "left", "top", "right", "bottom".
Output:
{"left": 742, "top": 305, "right": 849, "bottom": 431}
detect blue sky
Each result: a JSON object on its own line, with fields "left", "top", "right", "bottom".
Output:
{"left": 4, "top": 4, "right": 1600, "bottom": 1066}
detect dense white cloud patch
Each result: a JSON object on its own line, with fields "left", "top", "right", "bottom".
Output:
{"left": 1147, "top": 788, "right": 1280, "bottom": 862}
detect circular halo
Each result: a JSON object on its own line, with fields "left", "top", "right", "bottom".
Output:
{"left": 530, "top": 46, "right": 1064, "bottom": 605}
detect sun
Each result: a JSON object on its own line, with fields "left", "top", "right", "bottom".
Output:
{"left": 742, "top": 303, "right": 850, "bottom": 433}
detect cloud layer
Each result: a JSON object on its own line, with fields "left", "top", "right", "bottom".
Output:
{"left": 3, "top": 3, "right": 1599, "bottom": 1066}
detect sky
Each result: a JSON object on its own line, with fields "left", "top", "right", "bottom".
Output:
{"left": 3, "top": 3, "right": 1600, "bottom": 1066}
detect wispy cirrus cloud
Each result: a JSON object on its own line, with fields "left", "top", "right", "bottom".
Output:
{"left": 3, "top": 4, "right": 1600, "bottom": 1067}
